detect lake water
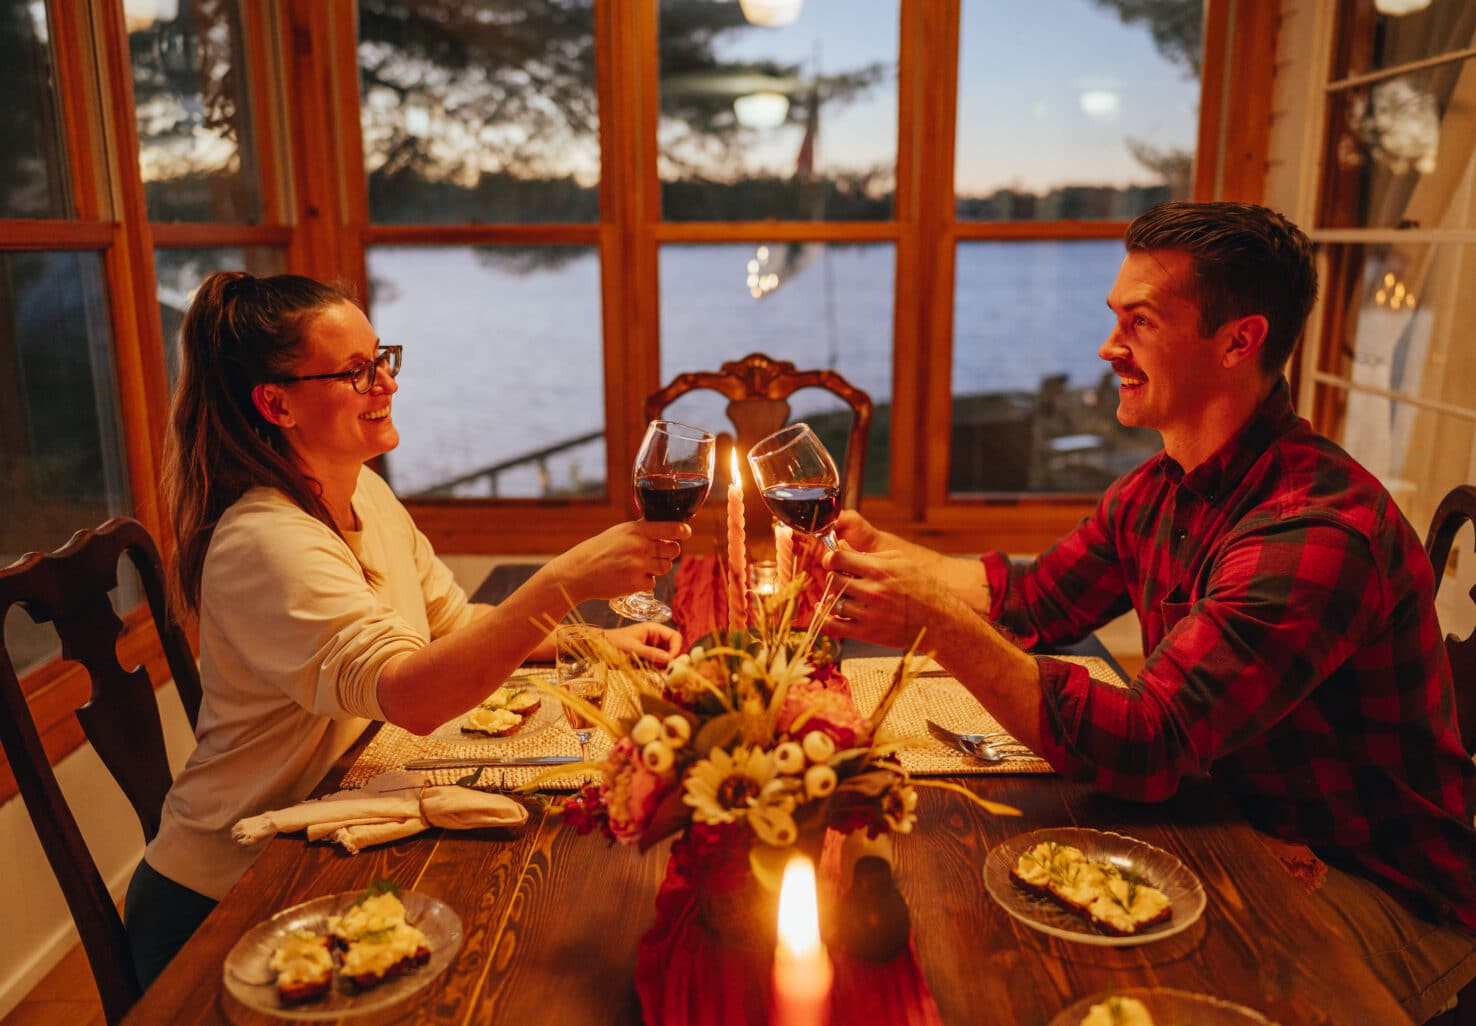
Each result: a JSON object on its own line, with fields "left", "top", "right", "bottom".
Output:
{"left": 368, "top": 240, "right": 1127, "bottom": 495}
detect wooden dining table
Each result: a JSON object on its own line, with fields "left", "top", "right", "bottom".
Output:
{"left": 122, "top": 564, "right": 1416, "bottom": 1025}
{"left": 126, "top": 728, "right": 1415, "bottom": 1024}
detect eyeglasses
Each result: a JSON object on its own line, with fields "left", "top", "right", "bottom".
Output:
{"left": 269, "top": 345, "right": 402, "bottom": 394}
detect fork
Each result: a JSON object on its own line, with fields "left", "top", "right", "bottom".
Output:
{"left": 925, "top": 719, "right": 1033, "bottom": 763}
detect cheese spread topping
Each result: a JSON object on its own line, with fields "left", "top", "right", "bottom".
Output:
{"left": 463, "top": 705, "right": 522, "bottom": 735}
{"left": 269, "top": 928, "right": 333, "bottom": 987}
{"left": 1080, "top": 995, "right": 1155, "bottom": 1026}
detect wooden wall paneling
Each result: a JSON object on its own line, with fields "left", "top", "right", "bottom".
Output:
{"left": 888, "top": 0, "right": 924, "bottom": 512}
{"left": 918, "top": 0, "right": 959, "bottom": 518}
{"left": 1215, "top": 2, "right": 1279, "bottom": 203}
{"left": 325, "top": 0, "right": 370, "bottom": 292}
{"left": 1192, "top": 0, "right": 1232, "bottom": 200}
{"left": 595, "top": 0, "right": 637, "bottom": 521}
{"left": 0, "top": 222, "right": 113, "bottom": 248}
{"left": 283, "top": 0, "right": 350, "bottom": 282}
{"left": 90, "top": 0, "right": 169, "bottom": 542}
{"left": 46, "top": 1, "right": 106, "bottom": 222}
{"left": 952, "top": 221, "right": 1129, "bottom": 240}
{"left": 242, "top": 0, "right": 291, "bottom": 227}
{"left": 619, "top": 0, "right": 665, "bottom": 516}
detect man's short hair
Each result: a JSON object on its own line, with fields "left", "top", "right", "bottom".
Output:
{"left": 1124, "top": 201, "right": 1317, "bottom": 374}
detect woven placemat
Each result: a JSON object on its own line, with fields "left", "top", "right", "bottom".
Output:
{"left": 843, "top": 655, "right": 1128, "bottom": 776}
{"left": 340, "top": 670, "right": 646, "bottom": 792}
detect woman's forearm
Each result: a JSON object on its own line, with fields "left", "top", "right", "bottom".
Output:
{"left": 376, "top": 564, "right": 581, "bottom": 734}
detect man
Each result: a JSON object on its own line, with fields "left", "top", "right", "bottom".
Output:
{"left": 824, "top": 202, "right": 1476, "bottom": 1022}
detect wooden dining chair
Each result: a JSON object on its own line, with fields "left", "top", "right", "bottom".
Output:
{"left": 1427, "top": 484, "right": 1476, "bottom": 755}
{"left": 0, "top": 516, "right": 202, "bottom": 1025}
{"left": 644, "top": 352, "right": 874, "bottom": 522}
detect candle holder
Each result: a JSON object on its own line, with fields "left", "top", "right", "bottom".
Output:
{"left": 748, "top": 560, "right": 779, "bottom": 597}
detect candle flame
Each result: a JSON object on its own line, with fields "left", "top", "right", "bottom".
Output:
{"left": 777, "top": 855, "right": 821, "bottom": 958}
{"left": 730, "top": 448, "right": 742, "bottom": 487}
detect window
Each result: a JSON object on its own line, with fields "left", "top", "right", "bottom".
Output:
{"left": 1307, "top": 2, "right": 1476, "bottom": 537}
{"left": 1, "top": 4, "right": 137, "bottom": 676}
{"left": 1304, "top": 0, "right": 1476, "bottom": 634}
{"left": 946, "top": 0, "right": 1200, "bottom": 495}
{"left": 358, "top": 1, "right": 607, "bottom": 500}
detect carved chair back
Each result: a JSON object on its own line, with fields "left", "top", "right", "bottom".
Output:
{"left": 1426, "top": 484, "right": 1476, "bottom": 754}
{"left": 0, "top": 516, "right": 201, "bottom": 1023}
{"left": 644, "top": 353, "right": 874, "bottom": 536}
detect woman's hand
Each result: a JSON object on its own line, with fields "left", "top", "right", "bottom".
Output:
{"left": 547, "top": 520, "right": 692, "bottom": 601}
{"left": 603, "top": 622, "right": 685, "bottom": 665}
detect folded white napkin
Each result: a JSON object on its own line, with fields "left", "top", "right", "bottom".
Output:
{"left": 232, "top": 772, "right": 529, "bottom": 855}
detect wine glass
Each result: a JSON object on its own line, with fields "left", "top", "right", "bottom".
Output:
{"left": 609, "top": 420, "right": 716, "bottom": 622}
{"left": 555, "top": 624, "right": 608, "bottom": 750}
{"left": 747, "top": 422, "right": 842, "bottom": 550}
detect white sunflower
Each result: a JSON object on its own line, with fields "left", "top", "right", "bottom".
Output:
{"left": 682, "top": 745, "right": 776, "bottom": 825}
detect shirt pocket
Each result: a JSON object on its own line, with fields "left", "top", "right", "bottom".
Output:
{"left": 1160, "top": 586, "right": 1192, "bottom": 634}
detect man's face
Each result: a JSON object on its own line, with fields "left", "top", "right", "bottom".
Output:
{"left": 1098, "top": 249, "right": 1226, "bottom": 443}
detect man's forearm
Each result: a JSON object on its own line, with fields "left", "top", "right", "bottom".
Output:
{"left": 931, "top": 607, "right": 1042, "bottom": 752}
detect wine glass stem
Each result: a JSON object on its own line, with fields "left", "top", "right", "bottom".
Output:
{"left": 820, "top": 530, "right": 837, "bottom": 551}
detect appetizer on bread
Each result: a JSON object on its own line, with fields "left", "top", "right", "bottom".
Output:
{"left": 1080, "top": 995, "right": 1155, "bottom": 1026}
{"left": 1010, "top": 840, "right": 1172, "bottom": 936}
{"left": 461, "top": 684, "right": 542, "bottom": 736}
{"left": 269, "top": 928, "right": 334, "bottom": 1003}
{"left": 327, "top": 886, "right": 432, "bottom": 990}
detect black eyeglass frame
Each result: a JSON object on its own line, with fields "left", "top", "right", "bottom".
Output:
{"left": 268, "top": 345, "right": 402, "bottom": 394}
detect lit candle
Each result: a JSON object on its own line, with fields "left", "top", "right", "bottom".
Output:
{"left": 727, "top": 449, "right": 748, "bottom": 628}
{"left": 773, "top": 855, "right": 831, "bottom": 1026}
{"left": 775, "top": 522, "right": 794, "bottom": 590}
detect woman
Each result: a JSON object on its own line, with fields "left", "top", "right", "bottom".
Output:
{"left": 124, "top": 272, "right": 689, "bottom": 988}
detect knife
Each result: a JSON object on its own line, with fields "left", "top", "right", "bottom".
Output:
{"left": 404, "top": 755, "right": 582, "bottom": 770}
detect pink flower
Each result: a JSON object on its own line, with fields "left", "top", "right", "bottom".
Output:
{"left": 603, "top": 737, "right": 674, "bottom": 843}
{"left": 777, "top": 676, "right": 872, "bottom": 749}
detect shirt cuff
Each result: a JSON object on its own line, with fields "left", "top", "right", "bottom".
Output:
{"left": 1033, "top": 655, "right": 1094, "bottom": 778}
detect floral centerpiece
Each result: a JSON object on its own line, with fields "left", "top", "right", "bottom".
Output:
{"left": 538, "top": 573, "right": 1016, "bottom": 947}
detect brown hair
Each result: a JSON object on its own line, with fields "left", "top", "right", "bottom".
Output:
{"left": 1124, "top": 201, "right": 1317, "bottom": 374}
{"left": 161, "top": 271, "right": 364, "bottom": 617}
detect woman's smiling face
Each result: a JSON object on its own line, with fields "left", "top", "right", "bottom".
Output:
{"left": 274, "top": 301, "right": 399, "bottom": 477}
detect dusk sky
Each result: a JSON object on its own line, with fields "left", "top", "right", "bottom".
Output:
{"left": 693, "top": 0, "right": 1199, "bottom": 195}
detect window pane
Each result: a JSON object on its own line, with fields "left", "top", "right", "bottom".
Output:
{"left": 0, "top": 251, "right": 131, "bottom": 673}
{"left": 0, "top": 2, "right": 71, "bottom": 218}
{"left": 1335, "top": 1, "right": 1476, "bottom": 80}
{"left": 950, "top": 241, "right": 1159, "bottom": 493}
{"left": 367, "top": 245, "right": 606, "bottom": 497}
{"left": 155, "top": 246, "right": 286, "bottom": 388}
{"left": 358, "top": 1, "right": 600, "bottom": 225}
{"left": 658, "top": 242, "right": 892, "bottom": 496}
{"left": 658, "top": 0, "right": 898, "bottom": 222}
{"left": 1319, "top": 243, "right": 1476, "bottom": 499}
{"left": 1321, "top": 62, "right": 1472, "bottom": 230}
{"left": 128, "top": 0, "right": 263, "bottom": 222}
{"left": 955, "top": 0, "right": 1199, "bottom": 221}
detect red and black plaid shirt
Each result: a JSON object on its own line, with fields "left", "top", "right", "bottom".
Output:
{"left": 985, "top": 380, "right": 1476, "bottom": 930}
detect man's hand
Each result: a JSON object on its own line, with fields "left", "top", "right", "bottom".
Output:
{"left": 832, "top": 511, "right": 992, "bottom": 617}
{"left": 821, "top": 544, "right": 976, "bottom": 652}
{"left": 603, "top": 622, "right": 684, "bottom": 665}
{"left": 822, "top": 542, "right": 1042, "bottom": 753}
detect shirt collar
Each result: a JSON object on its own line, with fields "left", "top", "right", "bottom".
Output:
{"left": 1161, "top": 378, "right": 1301, "bottom": 501}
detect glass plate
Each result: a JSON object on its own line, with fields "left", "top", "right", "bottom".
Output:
{"left": 1048, "top": 987, "right": 1278, "bottom": 1026}
{"left": 427, "top": 669, "right": 562, "bottom": 746}
{"left": 222, "top": 890, "right": 463, "bottom": 1021}
{"left": 983, "top": 827, "right": 1206, "bottom": 947}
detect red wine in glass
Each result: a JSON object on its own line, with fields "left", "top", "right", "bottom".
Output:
{"left": 747, "top": 423, "right": 843, "bottom": 550}
{"left": 761, "top": 484, "right": 840, "bottom": 535}
{"left": 611, "top": 421, "right": 716, "bottom": 622}
{"left": 636, "top": 472, "right": 711, "bottom": 522}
